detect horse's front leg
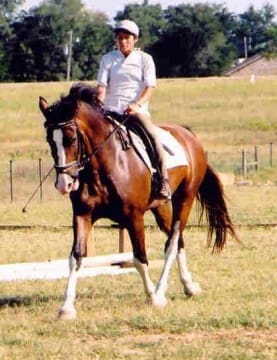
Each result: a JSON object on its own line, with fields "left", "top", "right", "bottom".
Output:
{"left": 58, "top": 214, "right": 92, "bottom": 320}
{"left": 153, "top": 220, "right": 180, "bottom": 307}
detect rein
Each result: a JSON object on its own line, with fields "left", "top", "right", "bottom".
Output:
{"left": 48, "top": 114, "right": 131, "bottom": 176}
{"left": 22, "top": 165, "right": 54, "bottom": 212}
{"left": 85, "top": 114, "right": 131, "bottom": 159}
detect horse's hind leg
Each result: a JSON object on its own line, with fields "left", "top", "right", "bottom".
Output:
{"left": 176, "top": 197, "right": 202, "bottom": 296}
{"left": 177, "top": 235, "right": 202, "bottom": 296}
{"left": 151, "top": 200, "right": 181, "bottom": 306}
{"left": 153, "top": 219, "right": 180, "bottom": 307}
{"left": 127, "top": 216, "right": 156, "bottom": 300}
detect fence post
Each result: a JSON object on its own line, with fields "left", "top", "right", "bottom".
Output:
{"left": 9, "top": 160, "right": 13, "bottom": 202}
{"left": 269, "top": 142, "right": 273, "bottom": 167}
{"left": 119, "top": 227, "right": 125, "bottom": 253}
{"left": 38, "top": 158, "right": 43, "bottom": 201}
{"left": 254, "top": 145, "right": 258, "bottom": 171}
{"left": 242, "top": 149, "right": 247, "bottom": 178}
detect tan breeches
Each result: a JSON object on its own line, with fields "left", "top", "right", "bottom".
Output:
{"left": 135, "top": 113, "right": 168, "bottom": 179}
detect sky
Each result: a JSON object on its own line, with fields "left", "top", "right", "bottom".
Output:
{"left": 21, "top": 0, "right": 276, "bottom": 20}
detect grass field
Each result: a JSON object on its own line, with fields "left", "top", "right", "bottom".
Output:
{"left": 0, "top": 78, "right": 276, "bottom": 359}
{"left": 0, "top": 77, "right": 276, "bottom": 159}
{"left": 0, "top": 224, "right": 276, "bottom": 359}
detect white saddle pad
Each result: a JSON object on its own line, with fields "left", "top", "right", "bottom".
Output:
{"left": 131, "top": 126, "right": 189, "bottom": 173}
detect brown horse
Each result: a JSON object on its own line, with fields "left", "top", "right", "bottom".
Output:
{"left": 39, "top": 83, "right": 238, "bottom": 319}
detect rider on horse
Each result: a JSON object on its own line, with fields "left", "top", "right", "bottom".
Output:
{"left": 96, "top": 19, "right": 171, "bottom": 200}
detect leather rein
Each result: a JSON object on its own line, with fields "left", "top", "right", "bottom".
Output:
{"left": 46, "top": 114, "right": 130, "bottom": 178}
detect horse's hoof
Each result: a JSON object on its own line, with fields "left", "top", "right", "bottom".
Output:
{"left": 58, "top": 307, "right": 77, "bottom": 320}
{"left": 151, "top": 294, "right": 168, "bottom": 308}
{"left": 184, "top": 282, "right": 202, "bottom": 296}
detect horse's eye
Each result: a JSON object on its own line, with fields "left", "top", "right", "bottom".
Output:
{"left": 64, "top": 137, "right": 77, "bottom": 147}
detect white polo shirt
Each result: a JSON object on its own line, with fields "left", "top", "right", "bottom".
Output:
{"left": 97, "top": 49, "right": 156, "bottom": 114}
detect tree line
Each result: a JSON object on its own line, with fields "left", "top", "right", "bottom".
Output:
{"left": 0, "top": 0, "right": 276, "bottom": 81}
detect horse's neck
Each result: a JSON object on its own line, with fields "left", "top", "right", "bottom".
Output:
{"left": 88, "top": 112, "right": 112, "bottom": 143}
{"left": 78, "top": 106, "right": 117, "bottom": 168}
{"left": 79, "top": 103, "right": 110, "bottom": 141}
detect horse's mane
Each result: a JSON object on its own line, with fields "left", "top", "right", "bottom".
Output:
{"left": 69, "top": 82, "right": 104, "bottom": 112}
{"left": 44, "top": 83, "right": 103, "bottom": 126}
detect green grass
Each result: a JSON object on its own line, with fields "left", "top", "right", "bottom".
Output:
{"left": 0, "top": 77, "right": 276, "bottom": 160}
{"left": 153, "top": 77, "right": 276, "bottom": 149}
{"left": 0, "top": 225, "right": 276, "bottom": 359}
{"left": 0, "top": 185, "right": 276, "bottom": 359}
{"left": 0, "top": 78, "right": 276, "bottom": 359}
{"left": 0, "top": 77, "right": 275, "bottom": 184}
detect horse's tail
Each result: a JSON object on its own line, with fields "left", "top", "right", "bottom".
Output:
{"left": 197, "top": 165, "right": 239, "bottom": 253}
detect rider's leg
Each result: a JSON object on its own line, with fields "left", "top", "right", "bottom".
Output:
{"left": 135, "top": 113, "right": 171, "bottom": 199}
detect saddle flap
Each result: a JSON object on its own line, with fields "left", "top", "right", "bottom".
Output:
{"left": 104, "top": 112, "right": 189, "bottom": 173}
{"left": 131, "top": 126, "right": 189, "bottom": 173}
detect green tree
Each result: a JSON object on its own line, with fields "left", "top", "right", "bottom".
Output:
{"left": 266, "top": 24, "right": 277, "bottom": 54}
{"left": 151, "top": 4, "right": 236, "bottom": 77}
{"left": 8, "top": 11, "right": 66, "bottom": 81}
{"left": 73, "top": 12, "right": 113, "bottom": 80}
{"left": 0, "top": 0, "right": 23, "bottom": 21}
{"left": 115, "top": 0, "right": 166, "bottom": 51}
{"left": 233, "top": 3, "right": 276, "bottom": 56}
{"left": 0, "top": 0, "right": 24, "bottom": 80}
{"left": 7, "top": 0, "right": 113, "bottom": 81}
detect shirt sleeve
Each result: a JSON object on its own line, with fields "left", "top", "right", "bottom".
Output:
{"left": 97, "top": 55, "right": 109, "bottom": 87}
{"left": 142, "top": 53, "right": 157, "bottom": 88}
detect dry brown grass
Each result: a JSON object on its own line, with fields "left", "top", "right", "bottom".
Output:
{"left": 0, "top": 78, "right": 276, "bottom": 359}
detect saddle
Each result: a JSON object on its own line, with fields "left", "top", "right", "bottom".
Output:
{"left": 105, "top": 111, "right": 162, "bottom": 193}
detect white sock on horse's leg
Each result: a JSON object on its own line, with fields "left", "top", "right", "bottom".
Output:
{"left": 133, "top": 258, "right": 155, "bottom": 297}
{"left": 58, "top": 256, "right": 78, "bottom": 319}
{"left": 177, "top": 248, "right": 202, "bottom": 296}
{"left": 153, "top": 220, "right": 180, "bottom": 307}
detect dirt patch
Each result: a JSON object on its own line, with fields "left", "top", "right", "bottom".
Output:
{"left": 89, "top": 328, "right": 277, "bottom": 353}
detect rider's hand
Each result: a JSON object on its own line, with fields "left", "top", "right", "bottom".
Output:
{"left": 124, "top": 102, "right": 142, "bottom": 115}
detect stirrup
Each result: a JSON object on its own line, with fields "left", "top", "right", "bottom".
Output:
{"left": 157, "top": 180, "right": 171, "bottom": 200}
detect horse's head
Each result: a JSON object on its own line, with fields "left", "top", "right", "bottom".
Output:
{"left": 39, "top": 95, "right": 83, "bottom": 194}
{"left": 39, "top": 84, "right": 104, "bottom": 194}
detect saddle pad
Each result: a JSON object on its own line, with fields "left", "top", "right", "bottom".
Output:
{"left": 131, "top": 126, "right": 189, "bottom": 173}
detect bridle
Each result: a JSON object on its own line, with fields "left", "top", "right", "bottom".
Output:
{"left": 46, "top": 119, "right": 87, "bottom": 178}
{"left": 46, "top": 113, "right": 131, "bottom": 180}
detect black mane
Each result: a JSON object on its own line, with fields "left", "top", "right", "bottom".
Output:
{"left": 44, "top": 83, "right": 103, "bottom": 127}
{"left": 69, "top": 82, "right": 103, "bottom": 111}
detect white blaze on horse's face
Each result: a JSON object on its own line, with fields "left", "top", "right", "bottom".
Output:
{"left": 53, "top": 129, "right": 66, "bottom": 165}
{"left": 53, "top": 129, "right": 79, "bottom": 194}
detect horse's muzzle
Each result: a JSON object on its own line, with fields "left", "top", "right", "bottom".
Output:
{"left": 55, "top": 173, "right": 80, "bottom": 194}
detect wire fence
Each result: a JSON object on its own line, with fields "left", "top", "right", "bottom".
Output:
{"left": 0, "top": 158, "right": 56, "bottom": 204}
{"left": 206, "top": 143, "right": 275, "bottom": 177}
{"left": 0, "top": 143, "right": 275, "bottom": 204}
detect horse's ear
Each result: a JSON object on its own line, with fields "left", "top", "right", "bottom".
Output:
{"left": 39, "top": 96, "right": 49, "bottom": 114}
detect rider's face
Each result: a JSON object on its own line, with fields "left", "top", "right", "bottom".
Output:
{"left": 116, "top": 32, "right": 137, "bottom": 56}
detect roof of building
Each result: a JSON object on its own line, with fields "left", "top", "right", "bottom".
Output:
{"left": 224, "top": 54, "right": 263, "bottom": 76}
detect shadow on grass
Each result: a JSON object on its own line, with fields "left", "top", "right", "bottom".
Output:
{"left": 0, "top": 289, "right": 106, "bottom": 309}
{"left": 0, "top": 294, "right": 61, "bottom": 308}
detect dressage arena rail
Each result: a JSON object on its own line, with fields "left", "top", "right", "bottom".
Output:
{"left": 0, "top": 251, "right": 136, "bottom": 282}
{"left": 0, "top": 223, "right": 275, "bottom": 282}
{"left": 0, "top": 143, "right": 275, "bottom": 282}
{"left": 0, "top": 142, "right": 274, "bottom": 203}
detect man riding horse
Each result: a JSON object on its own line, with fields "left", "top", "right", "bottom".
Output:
{"left": 96, "top": 19, "right": 171, "bottom": 200}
